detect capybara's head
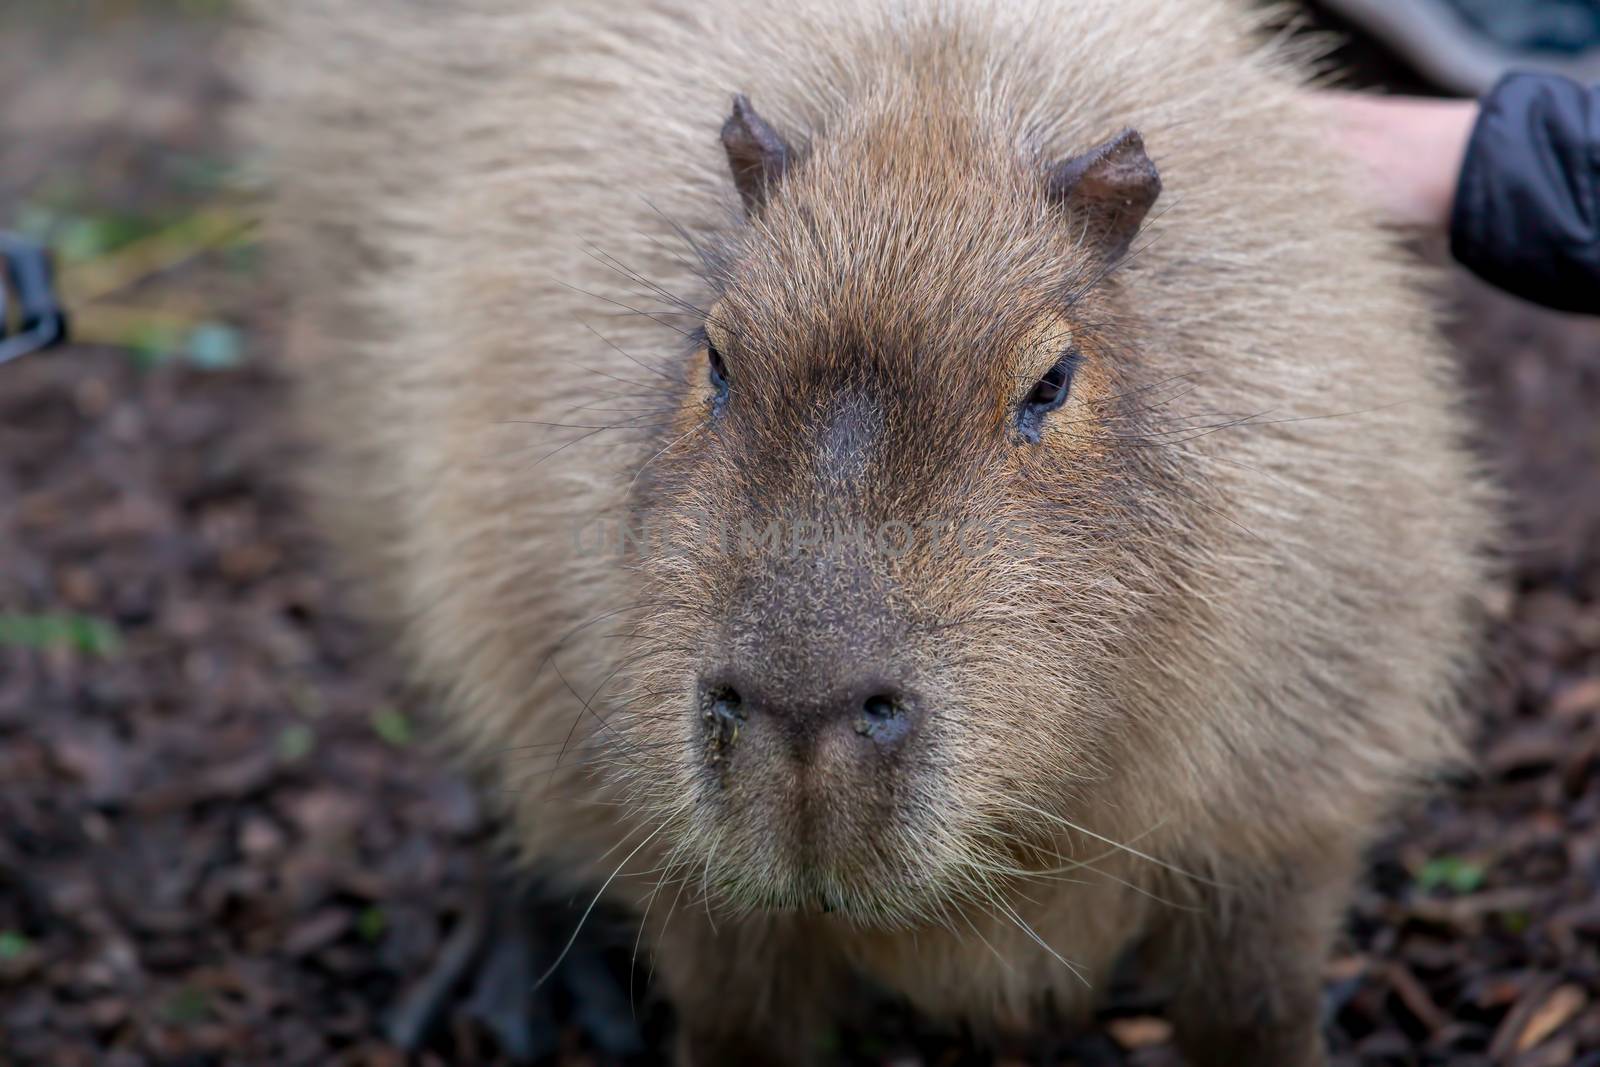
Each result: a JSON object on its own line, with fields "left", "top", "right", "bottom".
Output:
{"left": 618, "top": 91, "right": 1185, "bottom": 925}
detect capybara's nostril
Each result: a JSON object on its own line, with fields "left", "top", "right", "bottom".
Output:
{"left": 699, "top": 671, "right": 920, "bottom": 750}
{"left": 861, "top": 693, "right": 898, "bottom": 722}
{"left": 701, "top": 682, "right": 744, "bottom": 720}
{"left": 698, "top": 678, "right": 747, "bottom": 751}
{"left": 854, "top": 689, "right": 915, "bottom": 745}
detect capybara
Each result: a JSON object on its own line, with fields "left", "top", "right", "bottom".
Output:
{"left": 248, "top": 1, "right": 1492, "bottom": 1062}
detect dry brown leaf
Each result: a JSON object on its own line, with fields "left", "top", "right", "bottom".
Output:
{"left": 1106, "top": 1016, "right": 1174, "bottom": 1049}
{"left": 1552, "top": 676, "right": 1600, "bottom": 718}
{"left": 1516, "top": 984, "right": 1588, "bottom": 1052}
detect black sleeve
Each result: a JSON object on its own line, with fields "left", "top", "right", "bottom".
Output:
{"left": 1450, "top": 72, "right": 1599, "bottom": 315}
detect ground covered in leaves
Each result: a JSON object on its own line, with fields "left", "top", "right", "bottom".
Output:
{"left": 1, "top": 4, "right": 1598, "bottom": 1065}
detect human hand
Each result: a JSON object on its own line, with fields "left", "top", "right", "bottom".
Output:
{"left": 1315, "top": 92, "right": 1480, "bottom": 229}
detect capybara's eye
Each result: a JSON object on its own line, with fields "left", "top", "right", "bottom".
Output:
{"left": 1028, "top": 353, "right": 1076, "bottom": 410}
{"left": 1018, "top": 350, "right": 1078, "bottom": 440}
{"left": 707, "top": 339, "right": 730, "bottom": 395}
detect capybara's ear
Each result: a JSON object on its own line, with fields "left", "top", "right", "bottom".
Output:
{"left": 721, "top": 94, "right": 792, "bottom": 214}
{"left": 1046, "top": 128, "right": 1161, "bottom": 261}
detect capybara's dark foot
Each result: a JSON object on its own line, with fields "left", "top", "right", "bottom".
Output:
{"left": 385, "top": 876, "right": 644, "bottom": 1063}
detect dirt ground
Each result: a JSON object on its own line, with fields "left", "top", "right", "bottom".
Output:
{"left": 2, "top": 4, "right": 1598, "bottom": 1066}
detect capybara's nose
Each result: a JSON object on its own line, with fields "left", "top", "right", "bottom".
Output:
{"left": 698, "top": 669, "right": 921, "bottom": 750}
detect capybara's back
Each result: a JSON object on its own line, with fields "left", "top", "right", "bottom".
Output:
{"left": 248, "top": 1, "right": 1491, "bottom": 1063}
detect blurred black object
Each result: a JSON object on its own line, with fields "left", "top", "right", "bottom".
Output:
{"left": 1303, "top": 4, "right": 1600, "bottom": 315}
{"left": 1318, "top": 0, "right": 1600, "bottom": 93}
{"left": 1450, "top": 0, "right": 1600, "bottom": 55}
{"left": 1451, "top": 72, "right": 1600, "bottom": 315}
{"left": 0, "top": 232, "right": 68, "bottom": 366}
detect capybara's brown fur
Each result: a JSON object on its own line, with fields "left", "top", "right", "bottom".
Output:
{"left": 248, "top": 1, "right": 1492, "bottom": 1062}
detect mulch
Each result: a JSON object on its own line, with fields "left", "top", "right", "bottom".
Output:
{"left": 1, "top": 5, "right": 1597, "bottom": 1065}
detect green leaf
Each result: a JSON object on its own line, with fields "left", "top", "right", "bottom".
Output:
{"left": 275, "top": 724, "right": 315, "bottom": 763}
{"left": 1499, "top": 910, "right": 1531, "bottom": 934}
{"left": 1416, "top": 856, "right": 1486, "bottom": 894}
{"left": 370, "top": 708, "right": 413, "bottom": 747}
{"left": 356, "top": 907, "right": 386, "bottom": 943}
{"left": 51, "top": 209, "right": 170, "bottom": 263}
{"left": 71, "top": 616, "right": 122, "bottom": 656}
{"left": 124, "top": 321, "right": 183, "bottom": 370}
{"left": 0, "top": 614, "right": 122, "bottom": 656}
{"left": 163, "top": 985, "right": 210, "bottom": 1025}
{"left": 0, "top": 930, "right": 31, "bottom": 961}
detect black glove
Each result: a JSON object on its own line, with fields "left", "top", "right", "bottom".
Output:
{"left": 1451, "top": 72, "right": 1600, "bottom": 314}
